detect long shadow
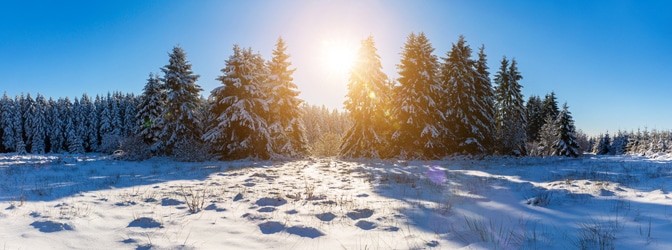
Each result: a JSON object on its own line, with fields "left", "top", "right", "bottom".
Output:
{"left": 356, "top": 156, "right": 672, "bottom": 249}
{"left": 0, "top": 153, "right": 271, "bottom": 202}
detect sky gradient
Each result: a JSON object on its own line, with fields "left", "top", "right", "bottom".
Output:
{"left": 1, "top": 0, "right": 671, "bottom": 136}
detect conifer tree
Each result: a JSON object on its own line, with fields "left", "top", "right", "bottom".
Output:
{"left": 536, "top": 115, "right": 557, "bottom": 156}
{"left": 474, "top": 44, "right": 496, "bottom": 153}
{"left": 136, "top": 73, "right": 165, "bottom": 146}
{"left": 391, "top": 32, "right": 445, "bottom": 159}
{"left": 47, "top": 98, "right": 65, "bottom": 153}
{"left": 553, "top": 103, "right": 580, "bottom": 157}
{"left": 542, "top": 92, "right": 559, "bottom": 120}
{"left": 266, "top": 37, "right": 309, "bottom": 158}
{"left": 28, "top": 94, "right": 48, "bottom": 154}
{"left": 13, "top": 95, "right": 26, "bottom": 154}
{"left": 158, "top": 45, "right": 203, "bottom": 155}
{"left": 494, "top": 57, "right": 527, "bottom": 155}
{"left": 0, "top": 93, "right": 15, "bottom": 152}
{"left": 594, "top": 132, "right": 611, "bottom": 155}
{"left": 204, "top": 45, "right": 272, "bottom": 160}
{"left": 526, "top": 95, "right": 544, "bottom": 142}
{"left": 340, "top": 36, "right": 392, "bottom": 158}
{"left": 441, "top": 36, "right": 493, "bottom": 155}
{"left": 80, "top": 94, "right": 98, "bottom": 151}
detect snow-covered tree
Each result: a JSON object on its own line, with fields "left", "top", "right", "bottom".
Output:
{"left": 0, "top": 93, "right": 15, "bottom": 152}
{"left": 552, "top": 102, "right": 580, "bottom": 157}
{"left": 157, "top": 45, "right": 203, "bottom": 156}
{"left": 340, "top": 36, "right": 393, "bottom": 159}
{"left": 28, "top": 94, "right": 48, "bottom": 154}
{"left": 80, "top": 94, "right": 98, "bottom": 152}
{"left": 536, "top": 116, "right": 557, "bottom": 156}
{"left": 136, "top": 73, "right": 165, "bottom": 146}
{"left": 526, "top": 95, "right": 544, "bottom": 142}
{"left": 391, "top": 32, "right": 445, "bottom": 159}
{"left": 266, "top": 37, "right": 309, "bottom": 158}
{"left": 593, "top": 132, "right": 611, "bottom": 155}
{"left": 440, "top": 36, "right": 494, "bottom": 155}
{"left": 494, "top": 57, "right": 527, "bottom": 155}
{"left": 474, "top": 44, "right": 497, "bottom": 153}
{"left": 610, "top": 130, "right": 629, "bottom": 155}
{"left": 542, "top": 92, "right": 559, "bottom": 121}
{"left": 122, "top": 93, "right": 137, "bottom": 137}
{"left": 204, "top": 45, "right": 271, "bottom": 160}
{"left": 47, "top": 98, "right": 65, "bottom": 153}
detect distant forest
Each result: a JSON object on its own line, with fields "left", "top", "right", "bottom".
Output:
{"left": 1, "top": 34, "right": 668, "bottom": 160}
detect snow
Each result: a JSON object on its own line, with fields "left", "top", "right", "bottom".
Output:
{"left": 2, "top": 154, "right": 672, "bottom": 249}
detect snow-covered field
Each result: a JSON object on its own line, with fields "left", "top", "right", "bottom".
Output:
{"left": 1, "top": 154, "right": 672, "bottom": 249}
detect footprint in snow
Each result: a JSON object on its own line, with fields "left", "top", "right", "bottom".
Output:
{"left": 258, "top": 221, "right": 285, "bottom": 234}
{"left": 255, "top": 197, "right": 287, "bottom": 207}
{"left": 30, "top": 220, "right": 74, "bottom": 233}
{"left": 347, "top": 208, "right": 374, "bottom": 220}
{"left": 286, "top": 226, "right": 324, "bottom": 238}
{"left": 316, "top": 212, "right": 336, "bottom": 222}
{"left": 355, "top": 220, "right": 377, "bottom": 230}
{"left": 128, "top": 217, "right": 163, "bottom": 228}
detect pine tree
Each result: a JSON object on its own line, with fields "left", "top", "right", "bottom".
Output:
{"left": 494, "top": 57, "right": 527, "bottom": 155}
{"left": 46, "top": 98, "right": 63, "bottom": 153}
{"left": 158, "top": 45, "right": 203, "bottom": 155}
{"left": 542, "top": 92, "right": 559, "bottom": 120}
{"left": 552, "top": 103, "right": 580, "bottom": 157}
{"left": 204, "top": 45, "right": 271, "bottom": 160}
{"left": 0, "top": 93, "right": 15, "bottom": 152}
{"left": 136, "top": 73, "right": 165, "bottom": 146}
{"left": 266, "top": 37, "right": 309, "bottom": 158}
{"left": 525, "top": 95, "right": 544, "bottom": 142}
{"left": 22, "top": 93, "right": 35, "bottom": 152}
{"left": 441, "top": 36, "right": 493, "bottom": 155}
{"left": 594, "top": 132, "right": 611, "bottom": 155}
{"left": 28, "top": 94, "right": 48, "bottom": 154}
{"left": 80, "top": 94, "right": 99, "bottom": 152}
{"left": 536, "top": 116, "right": 557, "bottom": 156}
{"left": 122, "top": 93, "right": 138, "bottom": 137}
{"left": 474, "top": 44, "right": 497, "bottom": 153}
{"left": 391, "top": 32, "right": 445, "bottom": 159}
{"left": 340, "top": 36, "right": 392, "bottom": 158}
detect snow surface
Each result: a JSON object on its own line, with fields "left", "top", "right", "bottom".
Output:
{"left": 2, "top": 154, "right": 672, "bottom": 249}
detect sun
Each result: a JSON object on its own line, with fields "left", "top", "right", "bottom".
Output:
{"left": 321, "top": 39, "right": 357, "bottom": 75}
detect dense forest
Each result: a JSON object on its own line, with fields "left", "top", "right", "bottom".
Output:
{"left": 2, "top": 34, "right": 663, "bottom": 160}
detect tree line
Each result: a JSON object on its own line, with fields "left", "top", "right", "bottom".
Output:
{"left": 0, "top": 34, "right": 583, "bottom": 160}
{"left": 340, "top": 33, "right": 581, "bottom": 159}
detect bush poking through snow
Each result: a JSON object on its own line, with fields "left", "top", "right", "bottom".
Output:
{"left": 180, "top": 185, "right": 208, "bottom": 213}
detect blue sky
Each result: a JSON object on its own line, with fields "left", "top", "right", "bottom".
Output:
{"left": 1, "top": 0, "right": 670, "bottom": 136}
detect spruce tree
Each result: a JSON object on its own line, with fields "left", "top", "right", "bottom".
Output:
{"left": 553, "top": 103, "right": 580, "bottom": 157}
{"left": 28, "top": 94, "right": 48, "bottom": 154}
{"left": 391, "top": 32, "right": 445, "bottom": 159}
{"left": 494, "top": 57, "right": 527, "bottom": 155}
{"left": 13, "top": 95, "right": 26, "bottom": 154}
{"left": 81, "top": 94, "right": 99, "bottom": 152}
{"left": 474, "top": 44, "right": 496, "bottom": 153}
{"left": 204, "top": 45, "right": 272, "bottom": 160}
{"left": 340, "top": 36, "right": 392, "bottom": 158}
{"left": 47, "top": 98, "right": 64, "bottom": 153}
{"left": 266, "top": 37, "right": 309, "bottom": 158}
{"left": 542, "top": 92, "right": 559, "bottom": 120}
{"left": 441, "top": 36, "right": 493, "bottom": 155}
{"left": 536, "top": 115, "right": 557, "bottom": 156}
{"left": 0, "top": 93, "right": 15, "bottom": 152}
{"left": 136, "top": 73, "right": 165, "bottom": 146}
{"left": 158, "top": 45, "right": 203, "bottom": 155}
{"left": 526, "top": 95, "right": 544, "bottom": 142}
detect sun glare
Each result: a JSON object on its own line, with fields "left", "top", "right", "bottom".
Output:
{"left": 321, "top": 39, "right": 357, "bottom": 75}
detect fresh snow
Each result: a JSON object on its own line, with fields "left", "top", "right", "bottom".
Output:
{"left": 2, "top": 154, "right": 672, "bottom": 249}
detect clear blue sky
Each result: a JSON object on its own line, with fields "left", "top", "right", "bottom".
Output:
{"left": 1, "top": 0, "right": 671, "bottom": 136}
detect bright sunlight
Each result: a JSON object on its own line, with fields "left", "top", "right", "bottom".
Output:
{"left": 321, "top": 39, "right": 357, "bottom": 75}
